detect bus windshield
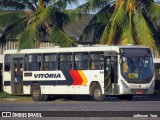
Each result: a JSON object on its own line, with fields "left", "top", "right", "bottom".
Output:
{"left": 121, "top": 55, "right": 154, "bottom": 80}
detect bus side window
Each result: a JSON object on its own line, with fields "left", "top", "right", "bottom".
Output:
{"left": 74, "top": 53, "right": 88, "bottom": 70}
{"left": 90, "top": 52, "right": 104, "bottom": 70}
{"left": 28, "top": 54, "right": 41, "bottom": 71}
{"left": 5, "top": 55, "right": 11, "bottom": 71}
{"left": 59, "top": 53, "right": 72, "bottom": 70}
{"left": 43, "top": 54, "right": 58, "bottom": 71}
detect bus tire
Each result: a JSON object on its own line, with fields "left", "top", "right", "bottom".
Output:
{"left": 31, "top": 85, "right": 44, "bottom": 101}
{"left": 91, "top": 84, "right": 105, "bottom": 102}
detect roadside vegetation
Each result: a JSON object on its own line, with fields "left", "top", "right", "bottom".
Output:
{"left": 79, "top": 0, "right": 160, "bottom": 54}
{"left": 0, "top": 0, "right": 82, "bottom": 48}
{"left": 0, "top": 92, "right": 31, "bottom": 99}
{"left": 0, "top": 0, "right": 160, "bottom": 52}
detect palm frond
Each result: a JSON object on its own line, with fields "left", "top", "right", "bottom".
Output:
{"left": 3, "top": 20, "right": 25, "bottom": 39}
{"left": 37, "top": 7, "right": 50, "bottom": 25}
{"left": 142, "top": 0, "right": 160, "bottom": 22}
{"left": 19, "top": 22, "right": 40, "bottom": 49}
{"left": 38, "top": 0, "right": 43, "bottom": 6}
{"left": 49, "top": 27, "right": 76, "bottom": 47}
{"left": 0, "top": 12, "right": 23, "bottom": 27}
{"left": 101, "top": 1, "right": 127, "bottom": 45}
{"left": 80, "top": 4, "right": 114, "bottom": 43}
{"left": 112, "top": 1, "right": 127, "bottom": 31}
{"left": 120, "top": 24, "right": 135, "bottom": 45}
{"left": 133, "top": 10, "right": 156, "bottom": 49}
{"left": 0, "top": 0, "right": 25, "bottom": 10}
{"left": 100, "top": 21, "right": 112, "bottom": 44}
{"left": 120, "top": 2, "right": 135, "bottom": 45}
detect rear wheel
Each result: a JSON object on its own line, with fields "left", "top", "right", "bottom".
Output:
{"left": 91, "top": 84, "right": 105, "bottom": 101}
{"left": 31, "top": 84, "right": 48, "bottom": 101}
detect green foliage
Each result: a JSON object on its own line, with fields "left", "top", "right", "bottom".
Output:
{"left": 80, "top": 0, "right": 160, "bottom": 54}
{"left": 49, "top": 27, "right": 76, "bottom": 47}
{"left": 0, "top": 0, "right": 25, "bottom": 10}
{"left": 0, "top": 92, "right": 31, "bottom": 99}
{"left": 0, "top": 12, "right": 22, "bottom": 27}
{"left": 19, "top": 23, "right": 40, "bottom": 49}
{"left": 0, "top": 0, "right": 79, "bottom": 49}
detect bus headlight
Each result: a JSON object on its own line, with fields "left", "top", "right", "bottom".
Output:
{"left": 121, "top": 80, "right": 129, "bottom": 88}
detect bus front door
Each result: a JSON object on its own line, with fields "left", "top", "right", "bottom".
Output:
{"left": 104, "top": 56, "right": 118, "bottom": 95}
{"left": 12, "top": 58, "right": 24, "bottom": 94}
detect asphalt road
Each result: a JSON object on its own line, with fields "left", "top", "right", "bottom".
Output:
{"left": 0, "top": 95, "right": 160, "bottom": 120}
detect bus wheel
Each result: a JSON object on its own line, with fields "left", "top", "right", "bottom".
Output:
{"left": 31, "top": 85, "right": 44, "bottom": 101}
{"left": 91, "top": 84, "right": 105, "bottom": 102}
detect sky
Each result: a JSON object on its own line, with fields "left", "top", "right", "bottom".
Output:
{"left": 67, "top": 0, "right": 85, "bottom": 9}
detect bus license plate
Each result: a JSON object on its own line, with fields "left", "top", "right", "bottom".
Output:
{"left": 136, "top": 91, "right": 143, "bottom": 94}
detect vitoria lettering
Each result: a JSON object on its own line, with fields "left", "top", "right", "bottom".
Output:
{"left": 34, "top": 73, "right": 61, "bottom": 78}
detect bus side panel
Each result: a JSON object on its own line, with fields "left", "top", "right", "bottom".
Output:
{"left": 3, "top": 72, "right": 12, "bottom": 94}
{"left": 40, "top": 86, "right": 90, "bottom": 95}
{"left": 23, "top": 70, "right": 104, "bottom": 95}
{"left": 3, "top": 86, "right": 12, "bottom": 94}
{"left": 23, "top": 86, "right": 31, "bottom": 94}
{"left": 40, "top": 86, "right": 76, "bottom": 94}
{"left": 83, "top": 70, "right": 104, "bottom": 94}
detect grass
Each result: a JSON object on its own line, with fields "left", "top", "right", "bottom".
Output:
{"left": 0, "top": 92, "right": 31, "bottom": 99}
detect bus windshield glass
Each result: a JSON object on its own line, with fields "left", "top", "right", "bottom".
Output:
{"left": 120, "top": 48, "right": 154, "bottom": 80}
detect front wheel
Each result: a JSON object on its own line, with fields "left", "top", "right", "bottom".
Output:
{"left": 31, "top": 85, "right": 48, "bottom": 101}
{"left": 91, "top": 84, "right": 105, "bottom": 101}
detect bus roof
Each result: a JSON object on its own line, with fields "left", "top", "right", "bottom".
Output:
{"left": 3, "top": 45, "right": 148, "bottom": 54}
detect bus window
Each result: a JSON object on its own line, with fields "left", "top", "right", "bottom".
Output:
{"left": 75, "top": 53, "right": 88, "bottom": 70}
{"left": 28, "top": 54, "right": 42, "bottom": 71}
{"left": 90, "top": 52, "right": 104, "bottom": 70}
{"left": 59, "top": 53, "right": 72, "bottom": 70}
{"left": 43, "top": 54, "right": 58, "bottom": 70}
{"left": 5, "top": 55, "right": 11, "bottom": 71}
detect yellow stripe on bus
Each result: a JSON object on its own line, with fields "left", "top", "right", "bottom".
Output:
{"left": 78, "top": 71, "right": 88, "bottom": 86}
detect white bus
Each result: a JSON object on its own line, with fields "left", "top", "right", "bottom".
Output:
{"left": 3, "top": 45, "right": 155, "bottom": 101}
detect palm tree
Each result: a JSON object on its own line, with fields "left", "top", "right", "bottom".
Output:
{"left": 0, "top": 0, "right": 81, "bottom": 48}
{"left": 79, "top": 0, "right": 160, "bottom": 53}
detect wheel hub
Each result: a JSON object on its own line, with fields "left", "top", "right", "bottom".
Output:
{"left": 34, "top": 89, "right": 39, "bottom": 98}
{"left": 94, "top": 89, "right": 101, "bottom": 98}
